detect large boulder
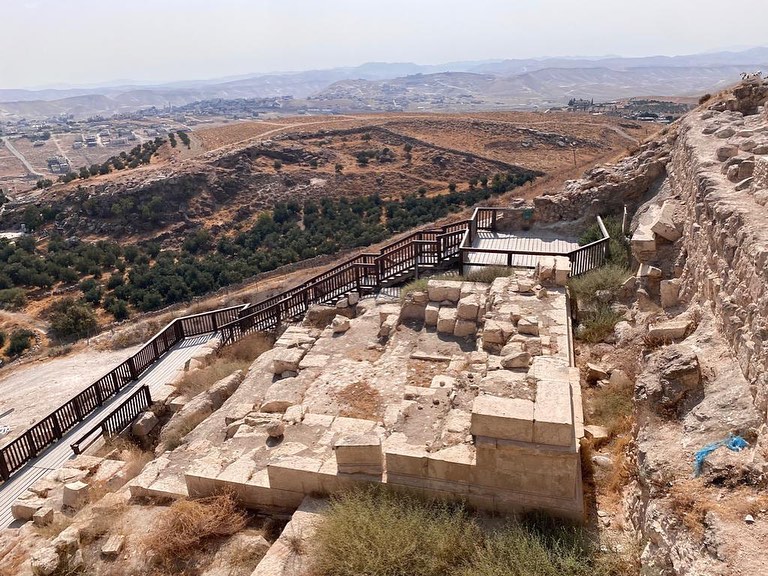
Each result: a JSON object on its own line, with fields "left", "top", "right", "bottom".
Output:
{"left": 640, "top": 345, "right": 701, "bottom": 414}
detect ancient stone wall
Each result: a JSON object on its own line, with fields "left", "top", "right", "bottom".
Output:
{"left": 672, "top": 108, "right": 768, "bottom": 416}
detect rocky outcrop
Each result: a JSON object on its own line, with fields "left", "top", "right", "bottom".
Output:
{"left": 533, "top": 139, "right": 673, "bottom": 225}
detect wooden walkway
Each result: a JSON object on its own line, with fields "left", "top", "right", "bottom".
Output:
{"left": 465, "top": 230, "right": 579, "bottom": 269}
{"left": 0, "top": 333, "right": 214, "bottom": 528}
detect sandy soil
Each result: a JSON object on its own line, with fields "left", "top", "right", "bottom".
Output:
{"left": 0, "top": 342, "right": 142, "bottom": 444}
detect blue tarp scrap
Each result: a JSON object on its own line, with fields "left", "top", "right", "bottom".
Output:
{"left": 693, "top": 435, "right": 749, "bottom": 476}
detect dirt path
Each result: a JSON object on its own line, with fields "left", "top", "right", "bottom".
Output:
{"left": 2, "top": 137, "right": 43, "bottom": 177}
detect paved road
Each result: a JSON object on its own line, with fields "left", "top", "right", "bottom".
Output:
{"left": 0, "top": 333, "right": 214, "bottom": 528}
{"left": 2, "top": 137, "right": 44, "bottom": 177}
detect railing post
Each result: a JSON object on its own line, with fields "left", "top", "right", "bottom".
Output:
{"left": 174, "top": 320, "right": 184, "bottom": 341}
{"left": 111, "top": 371, "right": 121, "bottom": 394}
{"left": 492, "top": 210, "right": 497, "bottom": 230}
{"left": 95, "top": 383, "right": 103, "bottom": 407}
{"left": 52, "top": 413, "right": 63, "bottom": 440}
{"left": 0, "top": 451, "right": 9, "bottom": 481}
{"left": 72, "top": 396, "right": 83, "bottom": 422}
{"left": 152, "top": 338, "right": 160, "bottom": 359}
{"left": 212, "top": 313, "right": 218, "bottom": 332}
{"left": 127, "top": 356, "right": 138, "bottom": 380}
{"left": 25, "top": 430, "right": 38, "bottom": 458}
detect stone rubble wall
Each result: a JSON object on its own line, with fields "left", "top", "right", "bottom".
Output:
{"left": 673, "top": 105, "right": 768, "bottom": 415}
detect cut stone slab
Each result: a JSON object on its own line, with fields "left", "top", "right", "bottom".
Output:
{"left": 437, "top": 307, "right": 458, "bottom": 335}
{"left": 517, "top": 316, "right": 540, "bottom": 336}
{"left": 101, "top": 534, "right": 125, "bottom": 558}
{"left": 272, "top": 348, "right": 306, "bottom": 374}
{"left": 471, "top": 395, "right": 534, "bottom": 442}
{"left": 63, "top": 481, "right": 89, "bottom": 509}
{"left": 427, "top": 279, "right": 462, "bottom": 303}
{"left": 650, "top": 202, "right": 681, "bottom": 242}
{"left": 584, "top": 425, "right": 610, "bottom": 447}
{"left": 533, "top": 380, "right": 574, "bottom": 447}
{"left": 648, "top": 319, "right": 691, "bottom": 341}
{"left": 424, "top": 302, "right": 439, "bottom": 326}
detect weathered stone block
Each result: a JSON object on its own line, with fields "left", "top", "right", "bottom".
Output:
{"left": 660, "top": 279, "right": 681, "bottom": 308}
{"left": 533, "top": 380, "right": 573, "bottom": 447}
{"left": 650, "top": 202, "right": 681, "bottom": 242}
{"left": 335, "top": 434, "right": 383, "bottom": 474}
{"left": 457, "top": 295, "right": 480, "bottom": 320}
{"left": 471, "top": 395, "right": 534, "bottom": 442}
{"left": 500, "top": 350, "right": 531, "bottom": 369}
{"left": 647, "top": 319, "right": 691, "bottom": 341}
{"left": 32, "top": 506, "right": 54, "bottom": 527}
{"left": 11, "top": 492, "right": 45, "bottom": 521}
{"left": 424, "top": 302, "right": 440, "bottom": 326}
{"left": 517, "top": 316, "right": 539, "bottom": 336}
{"left": 436, "top": 307, "right": 457, "bottom": 334}
{"left": 63, "top": 481, "right": 89, "bottom": 509}
{"left": 101, "top": 534, "right": 125, "bottom": 558}
{"left": 427, "top": 279, "right": 462, "bottom": 303}
{"left": 267, "top": 456, "right": 323, "bottom": 494}
{"left": 535, "top": 256, "right": 556, "bottom": 283}
{"left": 131, "top": 411, "right": 158, "bottom": 437}
{"left": 272, "top": 348, "right": 306, "bottom": 374}
{"left": 454, "top": 319, "right": 477, "bottom": 337}
{"left": 331, "top": 315, "right": 350, "bottom": 333}
{"left": 553, "top": 256, "right": 570, "bottom": 285}
{"left": 631, "top": 224, "right": 656, "bottom": 260}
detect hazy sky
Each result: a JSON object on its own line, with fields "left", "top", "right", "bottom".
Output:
{"left": 2, "top": 0, "right": 767, "bottom": 89}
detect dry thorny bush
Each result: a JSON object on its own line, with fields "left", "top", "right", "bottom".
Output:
{"left": 143, "top": 494, "right": 247, "bottom": 565}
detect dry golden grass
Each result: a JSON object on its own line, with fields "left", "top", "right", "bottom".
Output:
{"left": 668, "top": 480, "right": 768, "bottom": 538}
{"left": 143, "top": 494, "right": 247, "bottom": 564}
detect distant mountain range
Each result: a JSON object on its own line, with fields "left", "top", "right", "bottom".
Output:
{"left": 1, "top": 48, "right": 766, "bottom": 118}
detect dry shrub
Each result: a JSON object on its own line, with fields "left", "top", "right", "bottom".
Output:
{"left": 176, "top": 359, "right": 248, "bottom": 398}
{"left": 108, "top": 318, "right": 163, "bottom": 350}
{"left": 668, "top": 480, "right": 768, "bottom": 538}
{"left": 175, "top": 332, "right": 272, "bottom": 398}
{"left": 589, "top": 378, "right": 633, "bottom": 437}
{"left": 111, "top": 439, "right": 154, "bottom": 479}
{"left": 144, "top": 494, "right": 247, "bottom": 563}
{"left": 216, "top": 331, "right": 273, "bottom": 364}
{"left": 606, "top": 434, "right": 633, "bottom": 494}
{"left": 336, "top": 381, "right": 382, "bottom": 421}
{"left": 464, "top": 265, "right": 516, "bottom": 284}
{"left": 34, "top": 514, "right": 73, "bottom": 540}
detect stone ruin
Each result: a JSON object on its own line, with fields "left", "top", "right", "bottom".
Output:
{"left": 117, "top": 262, "right": 585, "bottom": 521}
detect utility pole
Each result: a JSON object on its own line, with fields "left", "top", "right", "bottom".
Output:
{"left": 571, "top": 143, "right": 577, "bottom": 167}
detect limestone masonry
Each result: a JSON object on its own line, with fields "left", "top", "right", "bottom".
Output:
{"left": 123, "top": 268, "right": 585, "bottom": 520}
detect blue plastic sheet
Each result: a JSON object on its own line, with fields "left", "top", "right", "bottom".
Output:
{"left": 693, "top": 435, "right": 748, "bottom": 476}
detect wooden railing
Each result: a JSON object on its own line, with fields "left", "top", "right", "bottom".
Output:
{"left": 0, "top": 305, "right": 245, "bottom": 481}
{"left": 459, "top": 208, "right": 609, "bottom": 277}
{"left": 70, "top": 385, "right": 153, "bottom": 456}
{"left": 219, "top": 221, "right": 471, "bottom": 345}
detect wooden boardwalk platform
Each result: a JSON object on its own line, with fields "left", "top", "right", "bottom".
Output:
{"left": 0, "top": 333, "right": 214, "bottom": 528}
{"left": 465, "top": 230, "right": 579, "bottom": 269}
